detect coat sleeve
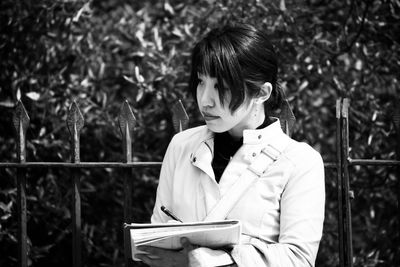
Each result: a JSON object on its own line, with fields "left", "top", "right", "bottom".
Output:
{"left": 230, "top": 147, "right": 325, "bottom": 267}
{"left": 151, "top": 135, "right": 236, "bottom": 266}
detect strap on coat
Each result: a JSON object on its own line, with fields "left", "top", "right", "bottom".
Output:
{"left": 204, "top": 137, "right": 289, "bottom": 222}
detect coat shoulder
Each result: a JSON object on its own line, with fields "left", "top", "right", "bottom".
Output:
{"left": 284, "top": 139, "right": 324, "bottom": 168}
{"left": 170, "top": 125, "right": 210, "bottom": 148}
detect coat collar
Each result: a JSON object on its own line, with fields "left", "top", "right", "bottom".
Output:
{"left": 242, "top": 118, "right": 283, "bottom": 145}
{"left": 190, "top": 118, "right": 285, "bottom": 178}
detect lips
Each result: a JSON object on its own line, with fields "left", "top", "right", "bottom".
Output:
{"left": 202, "top": 112, "right": 219, "bottom": 121}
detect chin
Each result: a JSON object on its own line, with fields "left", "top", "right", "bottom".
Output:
{"left": 205, "top": 122, "right": 228, "bottom": 133}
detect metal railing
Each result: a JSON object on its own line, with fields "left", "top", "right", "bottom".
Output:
{"left": 0, "top": 98, "right": 399, "bottom": 267}
{"left": 2, "top": 99, "right": 171, "bottom": 267}
{"left": 334, "top": 98, "right": 400, "bottom": 267}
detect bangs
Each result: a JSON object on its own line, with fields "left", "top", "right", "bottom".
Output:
{"left": 188, "top": 24, "right": 281, "bottom": 116}
{"left": 190, "top": 36, "right": 246, "bottom": 111}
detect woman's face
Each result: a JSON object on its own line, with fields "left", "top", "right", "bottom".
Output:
{"left": 196, "top": 74, "right": 261, "bottom": 138}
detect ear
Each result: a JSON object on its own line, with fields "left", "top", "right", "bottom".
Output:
{"left": 255, "top": 82, "right": 272, "bottom": 104}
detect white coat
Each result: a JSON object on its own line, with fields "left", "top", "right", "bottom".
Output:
{"left": 151, "top": 119, "right": 325, "bottom": 267}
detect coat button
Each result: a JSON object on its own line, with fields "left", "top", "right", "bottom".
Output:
{"left": 258, "top": 135, "right": 262, "bottom": 139}
{"left": 252, "top": 152, "right": 257, "bottom": 157}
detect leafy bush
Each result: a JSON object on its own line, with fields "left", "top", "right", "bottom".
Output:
{"left": 0, "top": 0, "right": 398, "bottom": 266}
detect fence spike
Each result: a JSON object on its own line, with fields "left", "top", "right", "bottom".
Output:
{"left": 279, "top": 99, "right": 295, "bottom": 136}
{"left": 336, "top": 99, "right": 342, "bottom": 119}
{"left": 119, "top": 100, "right": 136, "bottom": 226}
{"left": 67, "top": 101, "right": 85, "bottom": 135}
{"left": 341, "top": 98, "right": 350, "bottom": 118}
{"left": 12, "top": 100, "right": 30, "bottom": 136}
{"left": 13, "top": 100, "right": 29, "bottom": 267}
{"left": 118, "top": 100, "right": 136, "bottom": 138}
{"left": 66, "top": 100, "right": 84, "bottom": 267}
{"left": 341, "top": 97, "right": 353, "bottom": 267}
{"left": 172, "top": 99, "right": 189, "bottom": 133}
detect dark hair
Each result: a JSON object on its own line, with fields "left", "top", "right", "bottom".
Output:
{"left": 188, "top": 23, "right": 284, "bottom": 114}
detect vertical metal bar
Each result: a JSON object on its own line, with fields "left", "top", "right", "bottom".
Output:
{"left": 392, "top": 99, "right": 400, "bottom": 260}
{"left": 67, "top": 101, "right": 84, "bottom": 267}
{"left": 12, "top": 101, "right": 29, "bottom": 267}
{"left": 118, "top": 100, "right": 136, "bottom": 267}
{"left": 341, "top": 98, "right": 353, "bottom": 267}
{"left": 285, "top": 120, "right": 289, "bottom": 136}
{"left": 280, "top": 99, "right": 296, "bottom": 137}
{"left": 336, "top": 99, "right": 345, "bottom": 267}
{"left": 119, "top": 100, "right": 136, "bottom": 223}
{"left": 123, "top": 122, "right": 133, "bottom": 222}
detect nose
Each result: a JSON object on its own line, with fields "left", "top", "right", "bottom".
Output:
{"left": 199, "top": 83, "right": 216, "bottom": 108}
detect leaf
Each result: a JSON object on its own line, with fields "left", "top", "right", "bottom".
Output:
{"left": 1, "top": 214, "right": 11, "bottom": 221}
{"left": 172, "top": 27, "right": 184, "bottom": 39}
{"left": 0, "top": 100, "right": 15, "bottom": 108}
{"left": 73, "top": 2, "right": 93, "bottom": 22}
{"left": 355, "top": 59, "right": 363, "bottom": 70}
{"left": 80, "top": 77, "right": 91, "bottom": 88}
{"left": 134, "top": 66, "right": 145, "bottom": 83}
{"left": 123, "top": 75, "right": 136, "bottom": 84}
{"left": 17, "top": 88, "right": 21, "bottom": 100}
{"left": 298, "top": 80, "right": 309, "bottom": 91}
{"left": 280, "top": 0, "right": 286, "bottom": 11}
{"left": 0, "top": 201, "right": 12, "bottom": 213}
{"left": 153, "top": 27, "right": 163, "bottom": 51}
{"left": 136, "top": 87, "right": 144, "bottom": 102}
{"left": 164, "top": 1, "right": 175, "bottom": 15}
{"left": 26, "top": 92, "right": 40, "bottom": 101}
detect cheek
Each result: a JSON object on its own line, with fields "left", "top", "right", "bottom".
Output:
{"left": 230, "top": 105, "right": 253, "bottom": 121}
{"left": 196, "top": 87, "right": 201, "bottom": 105}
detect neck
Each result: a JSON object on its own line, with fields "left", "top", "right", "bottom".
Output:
{"left": 228, "top": 104, "right": 266, "bottom": 140}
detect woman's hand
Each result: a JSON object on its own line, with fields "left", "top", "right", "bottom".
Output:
{"left": 135, "top": 237, "right": 195, "bottom": 267}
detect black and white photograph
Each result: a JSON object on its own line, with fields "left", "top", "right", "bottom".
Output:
{"left": 0, "top": 0, "right": 399, "bottom": 266}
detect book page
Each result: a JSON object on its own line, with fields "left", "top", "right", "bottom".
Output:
{"left": 131, "top": 220, "right": 239, "bottom": 242}
{"left": 127, "top": 220, "right": 241, "bottom": 261}
{"left": 137, "top": 223, "right": 240, "bottom": 249}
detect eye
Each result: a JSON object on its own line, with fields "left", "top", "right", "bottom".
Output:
{"left": 197, "top": 78, "right": 204, "bottom": 85}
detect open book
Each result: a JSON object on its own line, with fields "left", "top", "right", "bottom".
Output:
{"left": 124, "top": 220, "right": 241, "bottom": 261}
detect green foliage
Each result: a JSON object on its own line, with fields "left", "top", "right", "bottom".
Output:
{"left": 0, "top": 0, "right": 399, "bottom": 266}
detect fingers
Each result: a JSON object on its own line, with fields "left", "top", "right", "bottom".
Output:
{"left": 134, "top": 254, "right": 152, "bottom": 265}
{"left": 139, "top": 246, "right": 166, "bottom": 255}
{"left": 135, "top": 246, "right": 160, "bottom": 266}
{"left": 135, "top": 254, "right": 162, "bottom": 267}
{"left": 180, "top": 237, "right": 195, "bottom": 252}
{"left": 135, "top": 246, "right": 189, "bottom": 267}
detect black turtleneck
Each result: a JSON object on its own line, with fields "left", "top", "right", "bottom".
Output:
{"left": 212, "top": 117, "right": 272, "bottom": 183}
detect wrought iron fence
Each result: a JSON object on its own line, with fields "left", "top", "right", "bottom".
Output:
{"left": 334, "top": 98, "right": 400, "bottom": 267}
{"left": 0, "top": 98, "right": 399, "bottom": 267}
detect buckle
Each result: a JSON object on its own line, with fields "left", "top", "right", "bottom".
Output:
{"left": 260, "top": 144, "right": 281, "bottom": 161}
{"left": 247, "top": 164, "right": 264, "bottom": 177}
{"left": 247, "top": 144, "right": 281, "bottom": 177}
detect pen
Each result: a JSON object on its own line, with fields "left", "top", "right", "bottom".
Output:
{"left": 161, "top": 205, "right": 183, "bottom": 222}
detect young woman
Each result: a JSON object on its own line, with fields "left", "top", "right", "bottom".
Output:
{"left": 135, "top": 23, "right": 325, "bottom": 267}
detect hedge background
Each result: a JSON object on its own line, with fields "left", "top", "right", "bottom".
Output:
{"left": 0, "top": 0, "right": 399, "bottom": 266}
